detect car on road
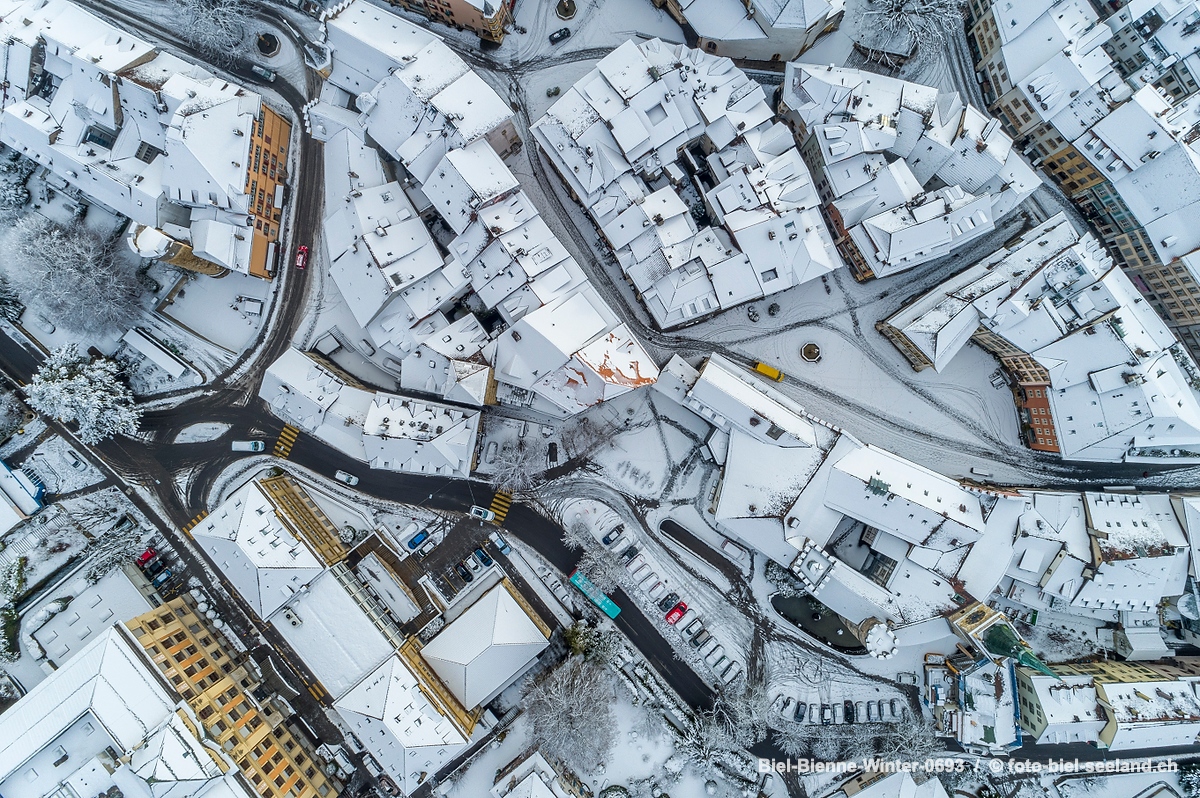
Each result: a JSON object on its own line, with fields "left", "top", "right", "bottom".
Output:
{"left": 665, "top": 602, "right": 687, "bottom": 624}
{"left": 231, "top": 440, "right": 265, "bottom": 452}
{"left": 295, "top": 245, "right": 309, "bottom": 270}
{"left": 406, "top": 529, "right": 430, "bottom": 550}
{"left": 657, "top": 591, "right": 680, "bottom": 612}
{"left": 549, "top": 27, "right": 571, "bottom": 44}
{"left": 250, "top": 64, "right": 276, "bottom": 82}
{"left": 454, "top": 562, "right": 473, "bottom": 583}
{"left": 474, "top": 547, "right": 493, "bottom": 568}
{"left": 334, "top": 470, "right": 359, "bottom": 486}
{"left": 602, "top": 525, "right": 624, "bottom": 546}
{"left": 488, "top": 530, "right": 511, "bottom": 554}
{"left": 151, "top": 569, "right": 174, "bottom": 588}
{"left": 136, "top": 547, "right": 158, "bottom": 567}
{"left": 470, "top": 505, "right": 496, "bottom": 521}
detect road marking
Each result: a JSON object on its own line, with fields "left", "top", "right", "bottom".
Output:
{"left": 181, "top": 511, "right": 209, "bottom": 537}
{"left": 273, "top": 425, "right": 299, "bottom": 457}
{"left": 488, "top": 490, "right": 513, "bottom": 523}
{"left": 307, "top": 681, "right": 327, "bottom": 702}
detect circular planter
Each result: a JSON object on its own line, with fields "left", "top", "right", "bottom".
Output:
{"left": 556, "top": 0, "right": 577, "bottom": 19}
{"left": 256, "top": 33, "right": 280, "bottom": 57}
{"left": 801, "top": 342, "right": 822, "bottom": 363}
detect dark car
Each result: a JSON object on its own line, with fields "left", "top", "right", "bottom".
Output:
{"left": 793, "top": 702, "right": 806, "bottom": 722}
{"left": 144, "top": 558, "right": 168, "bottom": 578}
{"left": 406, "top": 529, "right": 430, "bottom": 550}
{"left": 602, "top": 525, "right": 624, "bottom": 546}
{"left": 549, "top": 27, "right": 571, "bottom": 44}
{"left": 690, "top": 629, "right": 711, "bottom": 648}
{"left": 657, "top": 591, "right": 680, "bottom": 612}
{"left": 619, "top": 544, "right": 639, "bottom": 562}
{"left": 474, "top": 547, "right": 493, "bottom": 568}
{"left": 151, "top": 569, "right": 174, "bottom": 588}
{"left": 844, "top": 700, "right": 855, "bottom": 724}
{"left": 454, "top": 562, "right": 473, "bottom": 583}
{"left": 547, "top": 441, "right": 558, "bottom": 463}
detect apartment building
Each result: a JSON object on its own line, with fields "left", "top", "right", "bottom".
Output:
{"left": 385, "top": 0, "right": 513, "bottom": 43}
{"left": 0, "top": 0, "right": 291, "bottom": 278}
{"left": 651, "top": 0, "right": 844, "bottom": 62}
{"left": 127, "top": 597, "right": 339, "bottom": 798}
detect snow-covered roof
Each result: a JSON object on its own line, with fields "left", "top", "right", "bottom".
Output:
{"left": 32, "top": 568, "right": 153, "bottom": 666}
{"left": 0, "top": 627, "right": 250, "bottom": 798}
{"left": 421, "top": 582, "right": 548, "bottom": 708}
{"left": 271, "top": 570, "right": 393, "bottom": 699}
{"left": 1097, "top": 679, "right": 1200, "bottom": 750}
{"left": 191, "top": 481, "right": 325, "bottom": 618}
{"left": 844, "top": 771, "right": 950, "bottom": 798}
{"left": 362, "top": 393, "right": 480, "bottom": 478}
{"left": 531, "top": 39, "right": 841, "bottom": 329}
{"left": 334, "top": 656, "right": 467, "bottom": 796}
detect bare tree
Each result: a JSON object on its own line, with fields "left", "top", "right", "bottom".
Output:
{"left": 872, "top": 719, "right": 941, "bottom": 761}
{"left": 860, "top": 0, "right": 965, "bottom": 65}
{"left": 486, "top": 440, "right": 546, "bottom": 495}
{"left": 7, "top": 216, "right": 142, "bottom": 337}
{"left": 169, "top": 0, "right": 248, "bottom": 64}
{"left": 772, "top": 722, "right": 816, "bottom": 758}
{"left": 521, "top": 655, "right": 616, "bottom": 766}
{"left": 809, "top": 733, "right": 844, "bottom": 762}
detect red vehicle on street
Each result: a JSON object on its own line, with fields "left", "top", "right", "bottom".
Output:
{"left": 665, "top": 602, "right": 688, "bottom": 625}
{"left": 295, "top": 245, "right": 309, "bottom": 270}
{"left": 136, "top": 547, "right": 157, "bottom": 567}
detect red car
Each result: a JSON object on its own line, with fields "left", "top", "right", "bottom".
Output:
{"left": 295, "top": 245, "right": 309, "bottom": 270}
{"left": 665, "top": 602, "right": 688, "bottom": 625}
{"left": 136, "top": 547, "right": 157, "bottom": 567}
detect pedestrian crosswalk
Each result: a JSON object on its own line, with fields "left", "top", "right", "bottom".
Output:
{"left": 181, "top": 511, "right": 209, "bottom": 537}
{"left": 489, "top": 490, "right": 513, "bottom": 523}
{"left": 273, "top": 425, "right": 299, "bottom": 457}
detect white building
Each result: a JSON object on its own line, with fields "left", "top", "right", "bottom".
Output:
{"left": 779, "top": 64, "right": 1038, "bottom": 279}
{"left": 656, "top": 0, "right": 844, "bottom": 63}
{"left": 260, "top": 348, "right": 482, "bottom": 477}
{"left": 0, "top": 627, "right": 252, "bottom": 798}
{"left": 1016, "top": 672, "right": 1107, "bottom": 745}
{"left": 879, "top": 213, "right": 1200, "bottom": 463}
{"left": 532, "top": 39, "right": 842, "bottom": 329}
{"left": 31, "top": 567, "right": 153, "bottom": 667}
{"left": 191, "top": 480, "right": 326, "bottom": 619}
{"left": 0, "top": 0, "right": 290, "bottom": 277}
{"left": 420, "top": 581, "right": 549, "bottom": 709}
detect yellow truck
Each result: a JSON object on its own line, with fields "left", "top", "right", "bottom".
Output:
{"left": 752, "top": 362, "right": 785, "bottom": 382}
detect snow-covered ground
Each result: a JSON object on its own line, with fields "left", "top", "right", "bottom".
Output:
{"left": 0, "top": 419, "right": 46, "bottom": 461}
{"left": 174, "top": 423, "right": 232, "bottom": 444}
{"left": 155, "top": 267, "right": 273, "bottom": 354}
{"left": 20, "top": 436, "right": 104, "bottom": 495}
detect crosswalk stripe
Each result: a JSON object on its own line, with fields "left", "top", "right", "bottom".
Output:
{"left": 273, "top": 426, "right": 299, "bottom": 458}
{"left": 181, "top": 510, "right": 209, "bottom": 537}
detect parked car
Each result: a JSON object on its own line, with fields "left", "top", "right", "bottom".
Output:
{"left": 144, "top": 558, "right": 168, "bottom": 578}
{"left": 778, "top": 697, "right": 794, "bottom": 718}
{"left": 665, "top": 602, "right": 687, "bottom": 624}
{"left": 704, "top": 645, "right": 725, "bottom": 666}
{"left": 549, "top": 27, "right": 570, "bottom": 44}
{"left": 710, "top": 655, "right": 728, "bottom": 673}
{"left": 889, "top": 698, "right": 900, "bottom": 718}
{"left": 690, "top": 629, "right": 711, "bottom": 649}
{"left": 136, "top": 547, "right": 158, "bottom": 567}
{"left": 820, "top": 705, "right": 832, "bottom": 725}
{"left": 720, "top": 661, "right": 741, "bottom": 684}
{"left": 833, "top": 703, "right": 844, "bottom": 724}
{"left": 619, "top": 545, "right": 639, "bottom": 562}
{"left": 406, "top": 529, "right": 430, "bottom": 550}
{"left": 793, "top": 702, "right": 806, "bottom": 722}
{"left": 470, "top": 505, "right": 495, "bottom": 521}
{"left": 602, "top": 525, "right": 624, "bottom": 546}
{"left": 657, "top": 591, "right": 680, "bottom": 612}
{"left": 695, "top": 634, "right": 717, "bottom": 655}
{"left": 488, "top": 531, "right": 512, "bottom": 554}
{"left": 465, "top": 555, "right": 481, "bottom": 574}
{"left": 864, "top": 701, "right": 874, "bottom": 722}
{"left": 844, "top": 700, "right": 855, "bottom": 724}
{"left": 638, "top": 575, "right": 660, "bottom": 594}
{"left": 65, "top": 451, "right": 87, "bottom": 471}
{"left": 334, "top": 470, "right": 359, "bottom": 486}
{"left": 454, "top": 562, "right": 472, "bottom": 583}
{"left": 474, "top": 547, "right": 493, "bottom": 568}
{"left": 625, "top": 554, "right": 645, "bottom": 573}
{"left": 647, "top": 582, "right": 667, "bottom": 601}
{"left": 769, "top": 694, "right": 787, "bottom": 715}
{"left": 151, "top": 569, "right": 174, "bottom": 588}
{"left": 295, "top": 245, "right": 309, "bottom": 270}
{"left": 231, "top": 440, "right": 265, "bottom": 452}
{"left": 808, "top": 703, "right": 819, "bottom": 724}
{"left": 681, "top": 618, "right": 702, "bottom": 639}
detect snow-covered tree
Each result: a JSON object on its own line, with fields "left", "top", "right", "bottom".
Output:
{"left": 561, "top": 519, "right": 593, "bottom": 551}
{"left": 576, "top": 545, "right": 624, "bottom": 593}
{"left": 169, "top": 0, "right": 248, "bottom": 64}
{"left": 564, "top": 620, "right": 620, "bottom": 662}
{"left": 0, "top": 391, "right": 24, "bottom": 440}
{"left": 872, "top": 719, "right": 941, "bottom": 761}
{"left": 772, "top": 722, "right": 815, "bottom": 758}
{"left": 721, "top": 680, "right": 771, "bottom": 746}
{"left": 6, "top": 215, "right": 142, "bottom": 336}
{"left": 860, "top": 0, "right": 965, "bottom": 65}
{"left": 0, "top": 179, "right": 29, "bottom": 211}
{"left": 486, "top": 440, "right": 546, "bottom": 495}
{"left": 522, "top": 655, "right": 616, "bottom": 765}
{"left": 28, "top": 345, "right": 141, "bottom": 445}
{"left": 809, "top": 734, "right": 843, "bottom": 762}
{"left": 0, "top": 276, "right": 23, "bottom": 323}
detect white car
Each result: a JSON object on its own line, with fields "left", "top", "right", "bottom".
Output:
{"left": 469, "top": 505, "right": 496, "bottom": 521}
{"left": 334, "top": 470, "right": 359, "bottom": 486}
